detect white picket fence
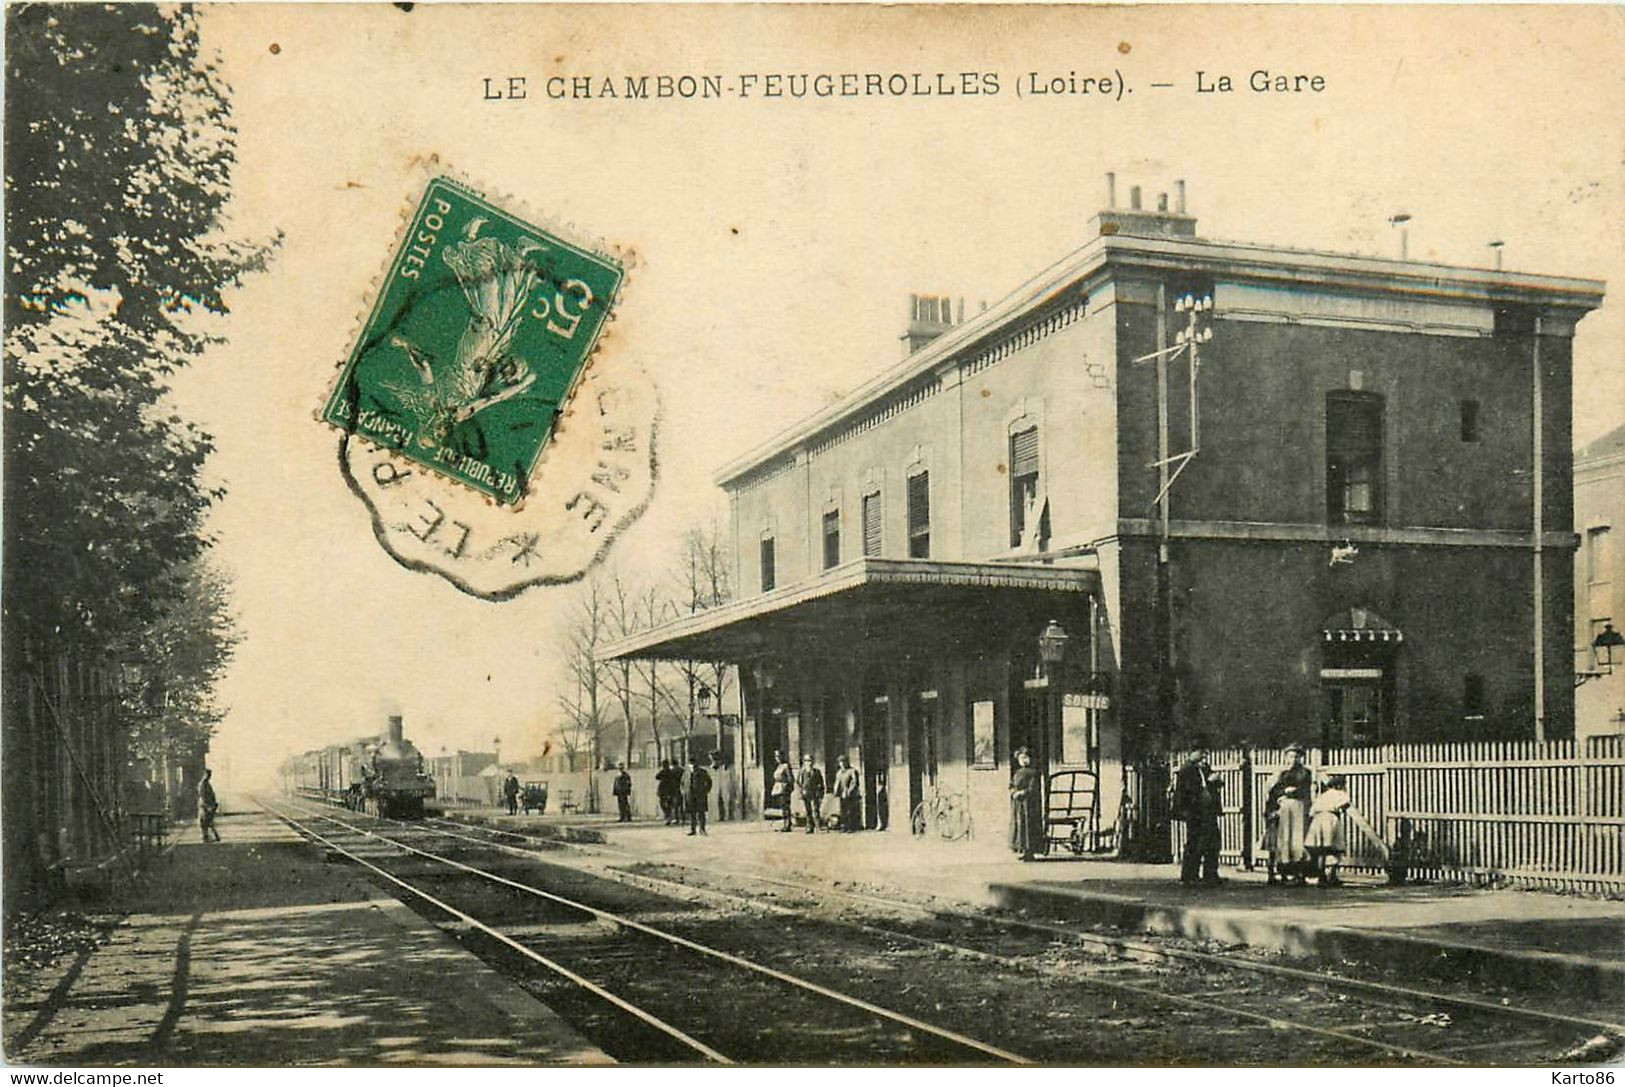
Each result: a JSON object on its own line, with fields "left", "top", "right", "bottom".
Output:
{"left": 1173, "top": 735, "right": 1625, "bottom": 893}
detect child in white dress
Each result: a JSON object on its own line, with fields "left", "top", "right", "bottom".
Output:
{"left": 1305, "top": 774, "right": 1351, "bottom": 887}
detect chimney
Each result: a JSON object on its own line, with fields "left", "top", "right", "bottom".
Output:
{"left": 900, "top": 293, "right": 954, "bottom": 356}
{"left": 1092, "top": 175, "right": 1198, "bottom": 239}
{"left": 387, "top": 715, "right": 404, "bottom": 747}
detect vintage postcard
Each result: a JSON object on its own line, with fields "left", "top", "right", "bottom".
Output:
{"left": 4, "top": 2, "right": 1624, "bottom": 1077}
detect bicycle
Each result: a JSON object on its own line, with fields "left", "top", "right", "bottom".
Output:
{"left": 909, "top": 785, "right": 974, "bottom": 841}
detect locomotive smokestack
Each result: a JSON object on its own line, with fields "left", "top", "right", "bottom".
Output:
{"left": 387, "top": 715, "right": 404, "bottom": 746}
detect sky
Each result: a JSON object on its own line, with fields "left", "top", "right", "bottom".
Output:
{"left": 163, "top": 4, "right": 1625, "bottom": 793}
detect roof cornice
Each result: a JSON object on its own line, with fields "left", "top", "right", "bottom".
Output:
{"left": 715, "top": 233, "right": 1606, "bottom": 489}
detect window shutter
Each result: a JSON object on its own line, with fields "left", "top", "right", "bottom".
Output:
{"left": 862, "top": 493, "right": 882, "bottom": 556}
{"left": 907, "top": 472, "right": 930, "bottom": 534}
{"left": 1011, "top": 427, "right": 1040, "bottom": 478}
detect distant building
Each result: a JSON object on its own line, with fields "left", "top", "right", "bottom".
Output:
{"left": 607, "top": 179, "right": 1605, "bottom": 842}
{"left": 428, "top": 749, "right": 497, "bottom": 804}
{"left": 1576, "top": 424, "right": 1625, "bottom": 736}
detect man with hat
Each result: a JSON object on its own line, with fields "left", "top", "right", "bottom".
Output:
{"left": 1171, "top": 743, "right": 1211, "bottom": 885}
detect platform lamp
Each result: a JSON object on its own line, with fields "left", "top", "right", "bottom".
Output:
{"left": 1037, "top": 619, "right": 1071, "bottom": 681}
{"left": 1594, "top": 623, "right": 1625, "bottom": 675}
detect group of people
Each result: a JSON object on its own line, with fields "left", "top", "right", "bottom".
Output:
{"left": 767, "top": 751, "right": 868, "bottom": 833}
{"left": 653, "top": 756, "right": 716, "bottom": 835}
{"left": 1173, "top": 743, "right": 1352, "bottom": 888}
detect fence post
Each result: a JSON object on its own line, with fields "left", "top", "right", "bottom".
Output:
{"left": 1240, "top": 744, "right": 1254, "bottom": 870}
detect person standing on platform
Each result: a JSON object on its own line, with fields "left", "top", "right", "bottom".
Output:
{"left": 684, "top": 756, "right": 712, "bottom": 836}
{"left": 1267, "top": 744, "right": 1315, "bottom": 886}
{"left": 198, "top": 769, "right": 221, "bottom": 843}
{"left": 1171, "top": 746, "right": 1210, "bottom": 885}
{"left": 710, "top": 749, "right": 728, "bottom": 822}
{"left": 1306, "top": 774, "right": 1351, "bottom": 887}
{"left": 770, "top": 750, "right": 795, "bottom": 832}
{"left": 796, "top": 755, "right": 825, "bottom": 833}
{"left": 655, "top": 759, "right": 677, "bottom": 825}
{"left": 832, "top": 755, "right": 861, "bottom": 832}
{"left": 1008, "top": 748, "right": 1042, "bottom": 861}
{"left": 875, "top": 766, "right": 890, "bottom": 831}
{"left": 612, "top": 764, "right": 633, "bottom": 823}
{"left": 502, "top": 771, "right": 520, "bottom": 816}
{"left": 1191, "top": 772, "right": 1225, "bottom": 885}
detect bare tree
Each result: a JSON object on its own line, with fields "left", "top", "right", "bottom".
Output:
{"left": 604, "top": 566, "right": 641, "bottom": 768}
{"left": 672, "top": 522, "right": 734, "bottom": 754}
{"left": 556, "top": 574, "right": 610, "bottom": 776}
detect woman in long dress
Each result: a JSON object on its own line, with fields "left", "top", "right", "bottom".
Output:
{"left": 1266, "top": 745, "right": 1314, "bottom": 885}
{"left": 1009, "top": 748, "right": 1043, "bottom": 861}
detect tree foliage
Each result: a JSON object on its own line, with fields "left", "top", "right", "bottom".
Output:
{"left": 4, "top": 3, "right": 270, "bottom": 768}
{"left": 4, "top": 4, "right": 267, "bottom": 665}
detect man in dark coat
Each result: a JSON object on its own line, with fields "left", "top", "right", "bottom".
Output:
{"left": 198, "top": 769, "right": 221, "bottom": 843}
{"left": 1172, "top": 746, "right": 1210, "bottom": 885}
{"left": 502, "top": 771, "right": 520, "bottom": 816}
{"left": 1192, "top": 773, "right": 1224, "bottom": 886}
{"left": 655, "top": 759, "right": 679, "bottom": 825}
{"left": 831, "top": 755, "right": 861, "bottom": 832}
{"left": 683, "top": 756, "right": 712, "bottom": 836}
{"left": 612, "top": 764, "right": 633, "bottom": 822}
{"left": 796, "top": 755, "right": 825, "bottom": 833}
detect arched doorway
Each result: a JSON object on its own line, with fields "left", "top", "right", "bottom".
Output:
{"left": 1320, "top": 607, "right": 1402, "bottom": 749}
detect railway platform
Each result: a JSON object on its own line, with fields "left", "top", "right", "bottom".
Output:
{"left": 2, "top": 805, "right": 610, "bottom": 1068}
{"left": 451, "top": 807, "right": 1625, "bottom": 1004}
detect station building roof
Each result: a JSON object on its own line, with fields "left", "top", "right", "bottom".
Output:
{"left": 601, "top": 557, "right": 1097, "bottom": 663}
{"left": 713, "top": 221, "right": 1606, "bottom": 492}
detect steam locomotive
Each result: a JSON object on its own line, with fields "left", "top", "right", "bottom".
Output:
{"left": 288, "top": 715, "right": 436, "bottom": 818}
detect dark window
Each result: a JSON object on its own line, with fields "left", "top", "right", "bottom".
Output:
{"left": 1326, "top": 393, "right": 1384, "bottom": 525}
{"left": 861, "top": 492, "right": 882, "bottom": 557}
{"left": 759, "top": 537, "right": 776, "bottom": 592}
{"left": 1463, "top": 673, "right": 1486, "bottom": 720}
{"left": 1009, "top": 426, "right": 1040, "bottom": 547}
{"left": 906, "top": 471, "right": 930, "bottom": 559}
{"left": 822, "top": 510, "right": 840, "bottom": 570}
{"left": 1460, "top": 399, "right": 1480, "bottom": 443}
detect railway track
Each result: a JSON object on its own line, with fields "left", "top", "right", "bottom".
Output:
{"left": 417, "top": 810, "right": 1625, "bottom": 1064}
{"left": 262, "top": 797, "right": 1031, "bottom": 1065}
{"left": 270, "top": 797, "right": 1622, "bottom": 1064}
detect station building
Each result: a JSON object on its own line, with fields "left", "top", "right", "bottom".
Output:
{"left": 1575, "top": 423, "right": 1625, "bottom": 736}
{"left": 605, "top": 181, "right": 1605, "bottom": 846}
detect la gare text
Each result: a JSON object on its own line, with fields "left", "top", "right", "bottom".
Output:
{"left": 479, "top": 70, "right": 1327, "bottom": 103}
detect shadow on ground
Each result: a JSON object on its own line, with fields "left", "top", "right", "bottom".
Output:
{"left": 4, "top": 814, "right": 597, "bottom": 1066}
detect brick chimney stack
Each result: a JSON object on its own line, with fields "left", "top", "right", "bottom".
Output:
{"left": 901, "top": 293, "right": 956, "bottom": 356}
{"left": 1094, "top": 173, "right": 1198, "bottom": 239}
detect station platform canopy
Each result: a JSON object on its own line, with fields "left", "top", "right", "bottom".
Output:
{"left": 601, "top": 557, "right": 1099, "bottom": 664}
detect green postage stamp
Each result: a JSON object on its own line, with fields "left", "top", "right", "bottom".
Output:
{"left": 323, "top": 177, "right": 624, "bottom": 504}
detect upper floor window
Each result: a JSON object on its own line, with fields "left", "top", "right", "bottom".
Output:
{"left": 822, "top": 510, "right": 841, "bottom": 570}
{"left": 1009, "top": 426, "right": 1040, "bottom": 547}
{"left": 1589, "top": 526, "right": 1614, "bottom": 585}
{"left": 759, "top": 536, "right": 776, "bottom": 592}
{"left": 907, "top": 471, "right": 930, "bottom": 559}
{"left": 1463, "top": 673, "right": 1486, "bottom": 722}
{"left": 1460, "top": 399, "right": 1481, "bottom": 443}
{"left": 1326, "top": 393, "right": 1383, "bottom": 526}
{"left": 861, "top": 491, "right": 883, "bottom": 557}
